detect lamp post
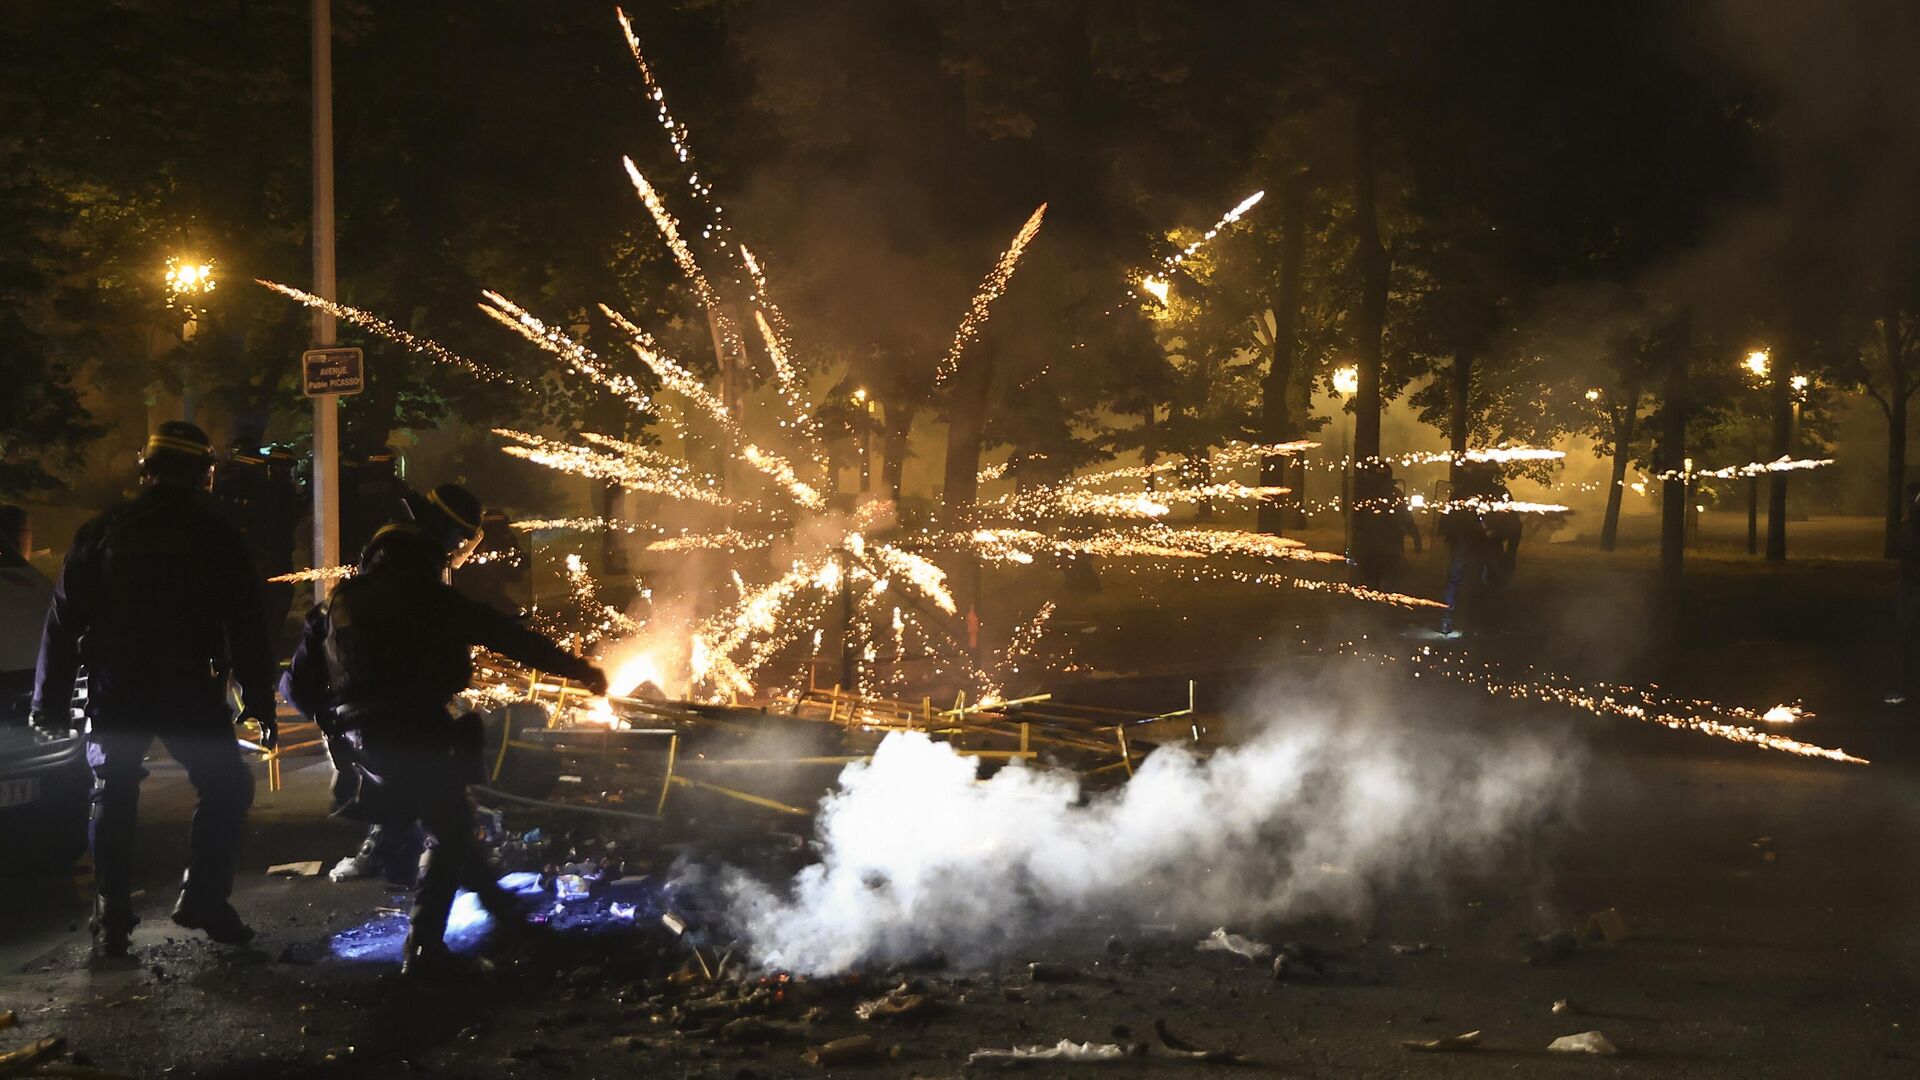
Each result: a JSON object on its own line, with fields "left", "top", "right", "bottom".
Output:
{"left": 311, "top": 0, "right": 341, "bottom": 600}
{"left": 163, "top": 256, "right": 216, "bottom": 424}
{"left": 1744, "top": 350, "right": 1770, "bottom": 555}
{"left": 1332, "top": 365, "right": 1359, "bottom": 551}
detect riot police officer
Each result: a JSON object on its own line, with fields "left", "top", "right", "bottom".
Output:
{"left": 282, "top": 483, "right": 607, "bottom": 977}
{"left": 31, "top": 421, "right": 277, "bottom": 956}
{"left": 340, "top": 446, "right": 414, "bottom": 561}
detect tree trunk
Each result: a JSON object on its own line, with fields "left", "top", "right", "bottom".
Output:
{"left": 1659, "top": 338, "right": 1688, "bottom": 584}
{"left": 1257, "top": 175, "right": 1307, "bottom": 535}
{"left": 1446, "top": 352, "right": 1472, "bottom": 495}
{"left": 882, "top": 405, "right": 914, "bottom": 503}
{"left": 1884, "top": 307, "right": 1908, "bottom": 560}
{"left": 1765, "top": 353, "right": 1792, "bottom": 561}
{"left": 597, "top": 481, "right": 626, "bottom": 575}
{"left": 941, "top": 340, "right": 998, "bottom": 526}
{"left": 1599, "top": 389, "right": 1637, "bottom": 552}
{"left": 1141, "top": 406, "right": 1159, "bottom": 492}
{"left": 1351, "top": 97, "right": 1387, "bottom": 465}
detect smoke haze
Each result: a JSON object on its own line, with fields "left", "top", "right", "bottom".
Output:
{"left": 721, "top": 673, "right": 1577, "bottom": 974}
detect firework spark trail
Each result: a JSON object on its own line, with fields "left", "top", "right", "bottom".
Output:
{"left": 258, "top": 281, "right": 528, "bottom": 389}
{"left": 1005, "top": 602, "right": 1056, "bottom": 674}
{"left": 477, "top": 291, "right": 658, "bottom": 412}
{"left": 1439, "top": 497, "right": 1572, "bottom": 516}
{"left": 936, "top": 203, "right": 1048, "bottom": 386}
{"left": 867, "top": 544, "right": 958, "bottom": 614}
{"left": 1657, "top": 456, "right": 1835, "bottom": 481}
{"left": 1374, "top": 647, "right": 1866, "bottom": 765}
{"left": 615, "top": 8, "right": 731, "bottom": 251}
{"left": 513, "top": 517, "right": 657, "bottom": 535}
{"left": 751, "top": 306, "right": 828, "bottom": 464}
{"left": 494, "top": 429, "right": 734, "bottom": 507}
{"left": 269, "top": 565, "right": 354, "bottom": 584}
{"left": 1112, "top": 189, "right": 1266, "bottom": 312}
{"left": 647, "top": 530, "right": 772, "bottom": 553}
{"left": 743, "top": 444, "right": 826, "bottom": 509}
{"left": 562, "top": 553, "right": 646, "bottom": 647}
{"left": 621, "top": 157, "right": 717, "bottom": 306}
{"left": 1169, "top": 564, "right": 1449, "bottom": 610}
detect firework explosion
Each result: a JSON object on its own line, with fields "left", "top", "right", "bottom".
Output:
{"left": 260, "top": 10, "right": 1854, "bottom": 777}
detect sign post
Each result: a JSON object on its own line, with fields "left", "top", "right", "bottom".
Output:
{"left": 301, "top": 347, "right": 365, "bottom": 398}
{"left": 311, "top": 0, "right": 340, "bottom": 601}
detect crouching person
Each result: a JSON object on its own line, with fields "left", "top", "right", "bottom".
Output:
{"left": 283, "top": 484, "right": 606, "bottom": 976}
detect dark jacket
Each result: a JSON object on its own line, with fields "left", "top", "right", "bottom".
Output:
{"left": 33, "top": 483, "right": 275, "bottom": 727}
{"left": 282, "top": 524, "right": 594, "bottom": 731}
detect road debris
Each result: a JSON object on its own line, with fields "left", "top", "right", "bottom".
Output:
{"left": 1389, "top": 942, "right": 1437, "bottom": 956}
{"left": 267, "top": 861, "right": 325, "bottom": 877}
{"left": 1271, "top": 941, "right": 1330, "bottom": 980}
{"left": 803, "top": 1034, "right": 881, "bottom": 1067}
{"left": 0, "top": 1035, "right": 66, "bottom": 1072}
{"left": 855, "top": 984, "right": 938, "bottom": 1021}
{"left": 968, "top": 1039, "right": 1127, "bottom": 1067}
{"left": 1548, "top": 1030, "right": 1620, "bottom": 1055}
{"left": 0, "top": 1011, "right": 13, "bottom": 1031}
{"left": 1026, "top": 962, "right": 1079, "bottom": 983}
{"left": 1401, "top": 1030, "right": 1482, "bottom": 1052}
{"left": 1153, "top": 1018, "right": 1246, "bottom": 1064}
{"left": 1552, "top": 998, "right": 1579, "bottom": 1015}
{"left": 1196, "top": 927, "right": 1272, "bottom": 961}
{"left": 1584, "top": 908, "right": 1631, "bottom": 942}
{"left": 1526, "top": 929, "right": 1580, "bottom": 966}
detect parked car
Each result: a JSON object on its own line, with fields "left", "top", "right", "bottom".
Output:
{"left": 1, "top": 552, "right": 90, "bottom": 871}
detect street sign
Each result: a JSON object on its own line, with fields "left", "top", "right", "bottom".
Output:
{"left": 301, "top": 346, "right": 364, "bottom": 397}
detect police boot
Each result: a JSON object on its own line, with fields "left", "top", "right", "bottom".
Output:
{"left": 400, "top": 932, "right": 494, "bottom": 980}
{"left": 170, "top": 873, "right": 256, "bottom": 946}
{"left": 330, "top": 824, "right": 401, "bottom": 882}
{"left": 90, "top": 895, "right": 137, "bottom": 958}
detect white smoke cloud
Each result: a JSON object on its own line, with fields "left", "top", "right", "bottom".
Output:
{"left": 721, "top": 681, "right": 1577, "bottom": 974}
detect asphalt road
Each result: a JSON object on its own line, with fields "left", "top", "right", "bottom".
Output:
{"left": 1, "top": 657, "right": 1916, "bottom": 1078}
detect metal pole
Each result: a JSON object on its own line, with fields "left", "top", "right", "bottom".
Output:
{"left": 311, "top": 0, "right": 341, "bottom": 601}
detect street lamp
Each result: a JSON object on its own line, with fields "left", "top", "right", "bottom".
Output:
{"left": 854, "top": 388, "right": 876, "bottom": 492}
{"left": 1740, "top": 348, "right": 1772, "bottom": 553}
{"left": 1332, "top": 365, "right": 1359, "bottom": 397}
{"left": 1585, "top": 387, "right": 1602, "bottom": 403}
{"left": 1744, "top": 349, "right": 1770, "bottom": 382}
{"left": 164, "top": 256, "right": 217, "bottom": 339}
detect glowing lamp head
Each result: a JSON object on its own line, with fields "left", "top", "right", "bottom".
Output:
{"left": 1584, "top": 388, "right": 1602, "bottom": 402}
{"left": 1408, "top": 493, "right": 1427, "bottom": 509}
{"left": 1789, "top": 374, "right": 1809, "bottom": 395}
{"left": 853, "top": 387, "right": 867, "bottom": 404}
{"left": 1139, "top": 275, "right": 1171, "bottom": 304}
{"left": 1332, "top": 366, "right": 1359, "bottom": 396}
{"left": 1744, "top": 350, "right": 1770, "bottom": 379}
{"left": 165, "top": 257, "right": 216, "bottom": 296}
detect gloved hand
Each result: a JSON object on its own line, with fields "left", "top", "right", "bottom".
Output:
{"left": 240, "top": 708, "right": 280, "bottom": 751}
{"left": 27, "top": 707, "right": 76, "bottom": 743}
{"left": 578, "top": 665, "right": 610, "bottom": 696}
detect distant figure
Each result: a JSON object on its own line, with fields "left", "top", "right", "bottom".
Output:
{"left": 1438, "top": 464, "right": 1500, "bottom": 637}
{"left": 0, "top": 504, "right": 28, "bottom": 568}
{"left": 30, "top": 421, "right": 276, "bottom": 956}
{"left": 340, "top": 447, "right": 414, "bottom": 562}
{"left": 452, "top": 509, "right": 532, "bottom": 617}
{"left": 1892, "top": 482, "right": 1920, "bottom": 706}
{"left": 1350, "top": 462, "right": 1417, "bottom": 589}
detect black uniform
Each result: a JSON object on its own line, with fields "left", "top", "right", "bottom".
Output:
{"left": 451, "top": 511, "right": 531, "bottom": 617}
{"left": 283, "top": 523, "right": 599, "bottom": 962}
{"left": 341, "top": 454, "right": 414, "bottom": 563}
{"left": 32, "top": 482, "right": 275, "bottom": 937}
{"left": 213, "top": 450, "right": 304, "bottom": 643}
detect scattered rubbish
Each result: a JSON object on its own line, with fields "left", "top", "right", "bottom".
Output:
{"left": 662, "top": 912, "right": 689, "bottom": 936}
{"left": 1548, "top": 1031, "right": 1620, "bottom": 1055}
{"left": 0, "top": 1009, "right": 12, "bottom": 1030}
{"left": 1389, "top": 942, "right": 1437, "bottom": 956}
{"left": 1584, "top": 908, "right": 1631, "bottom": 943}
{"left": 1153, "top": 1019, "right": 1246, "bottom": 1064}
{"left": 1026, "top": 962, "right": 1078, "bottom": 983}
{"left": 0, "top": 1035, "right": 65, "bottom": 1071}
{"left": 1526, "top": 929, "right": 1580, "bottom": 966}
{"left": 1196, "top": 927, "right": 1272, "bottom": 961}
{"left": 1552, "top": 999, "right": 1579, "bottom": 1016}
{"left": 855, "top": 985, "right": 937, "bottom": 1022}
{"left": 1402, "top": 1030, "right": 1482, "bottom": 1053}
{"left": 803, "top": 1035, "right": 880, "bottom": 1067}
{"left": 1272, "top": 941, "right": 1329, "bottom": 980}
{"left": 1001, "top": 986, "right": 1028, "bottom": 1004}
{"left": 267, "top": 861, "right": 325, "bottom": 877}
{"left": 968, "top": 1039, "right": 1126, "bottom": 1067}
